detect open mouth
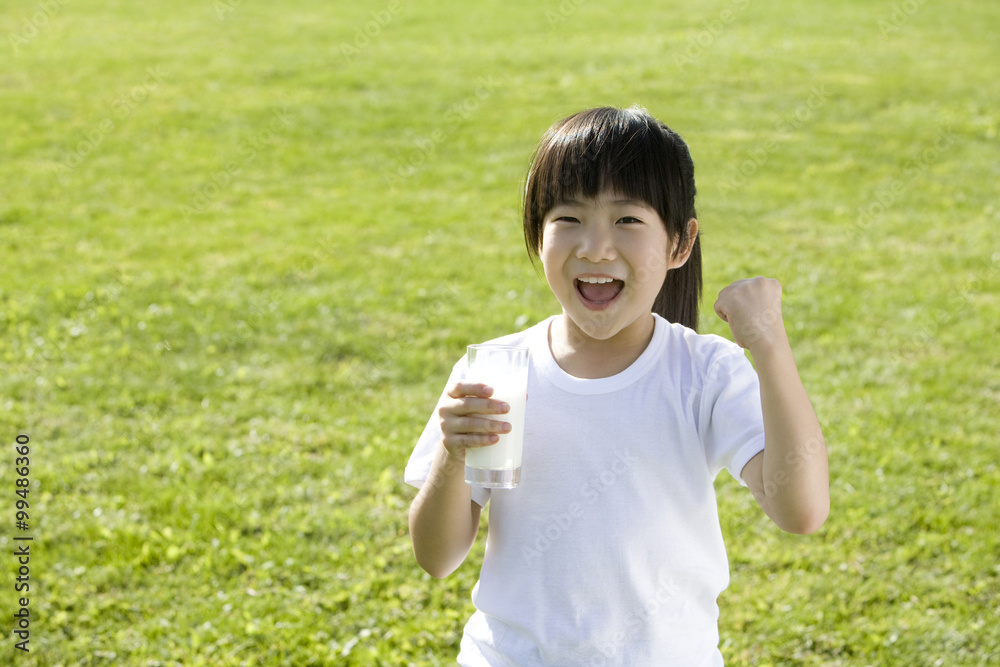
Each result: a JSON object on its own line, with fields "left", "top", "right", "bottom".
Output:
{"left": 575, "top": 277, "right": 625, "bottom": 309}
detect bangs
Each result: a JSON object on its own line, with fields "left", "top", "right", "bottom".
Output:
{"left": 523, "top": 107, "right": 695, "bottom": 256}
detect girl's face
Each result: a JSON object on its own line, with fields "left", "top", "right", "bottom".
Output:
{"left": 540, "top": 191, "right": 689, "bottom": 345}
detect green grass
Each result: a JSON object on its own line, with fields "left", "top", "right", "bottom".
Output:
{"left": 1, "top": 0, "right": 999, "bottom": 664}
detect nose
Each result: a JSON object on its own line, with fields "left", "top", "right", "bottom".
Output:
{"left": 576, "top": 222, "right": 617, "bottom": 263}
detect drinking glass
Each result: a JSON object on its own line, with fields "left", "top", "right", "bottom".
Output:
{"left": 463, "top": 344, "right": 529, "bottom": 488}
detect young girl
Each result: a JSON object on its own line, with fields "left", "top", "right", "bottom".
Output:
{"left": 405, "top": 106, "right": 829, "bottom": 666}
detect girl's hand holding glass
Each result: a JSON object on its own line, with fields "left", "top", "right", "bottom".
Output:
{"left": 437, "top": 382, "right": 512, "bottom": 462}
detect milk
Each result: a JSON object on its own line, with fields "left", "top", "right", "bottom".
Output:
{"left": 463, "top": 345, "right": 529, "bottom": 488}
{"left": 464, "top": 375, "right": 527, "bottom": 471}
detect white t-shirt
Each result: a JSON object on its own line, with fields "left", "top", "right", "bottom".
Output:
{"left": 405, "top": 314, "right": 766, "bottom": 666}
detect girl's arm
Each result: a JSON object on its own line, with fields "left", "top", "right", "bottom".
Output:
{"left": 714, "top": 277, "right": 830, "bottom": 534}
{"left": 409, "top": 382, "right": 510, "bottom": 577}
{"left": 409, "top": 444, "right": 481, "bottom": 578}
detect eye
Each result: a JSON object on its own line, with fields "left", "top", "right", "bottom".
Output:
{"left": 554, "top": 216, "right": 580, "bottom": 223}
{"left": 617, "top": 216, "right": 643, "bottom": 225}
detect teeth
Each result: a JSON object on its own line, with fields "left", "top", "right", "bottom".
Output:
{"left": 578, "top": 277, "right": 616, "bottom": 284}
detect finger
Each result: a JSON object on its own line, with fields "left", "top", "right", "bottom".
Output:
{"left": 447, "top": 381, "right": 495, "bottom": 400}
{"left": 445, "top": 415, "right": 512, "bottom": 436}
{"left": 439, "top": 397, "right": 510, "bottom": 419}
{"left": 713, "top": 298, "right": 729, "bottom": 322}
{"left": 447, "top": 432, "right": 501, "bottom": 450}
{"left": 442, "top": 417, "right": 511, "bottom": 453}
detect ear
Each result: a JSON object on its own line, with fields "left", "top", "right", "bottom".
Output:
{"left": 669, "top": 218, "right": 699, "bottom": 269}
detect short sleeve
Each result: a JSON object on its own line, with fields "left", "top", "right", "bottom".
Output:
{"left": 404, "top": 359, "right": 492, "bottom": 507}
{"left": 699, "top": 349, "right": 766, "bottom": 486}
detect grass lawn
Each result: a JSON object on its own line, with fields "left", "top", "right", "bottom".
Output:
{"left": 1, "top": 0, "right": 999, "bottom": 664}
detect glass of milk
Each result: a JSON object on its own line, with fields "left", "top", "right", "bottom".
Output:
{"left": 464, "top": 344, "right": 529, "bottom": 488}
